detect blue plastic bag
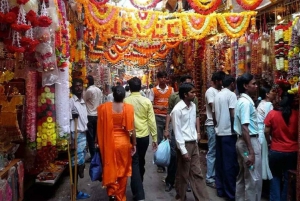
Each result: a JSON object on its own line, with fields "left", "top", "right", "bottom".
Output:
{"left": 89, "top": 149, "right": 102, "bottom": 182}
{"left": 154, "top": 139, "right": 171, "bottom": 167}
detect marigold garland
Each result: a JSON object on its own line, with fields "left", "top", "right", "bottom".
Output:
{"left": 78, "top": 1, "right": 256, "bottom": 41}
{"left": 216, "top": 12, "right": 256, "bottom": 38}
{"left": 129, "top": 0, "right": 160, "bottom": 10}
{"left": 236, "top": 0, "right": 263, "bottom": 10}
{"left": 186, "top": 0, "right": 222, "bottom": 15}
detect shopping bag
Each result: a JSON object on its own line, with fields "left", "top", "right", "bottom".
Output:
{"left": 89, "top": 149, "right": 102, "bottom": 182}
{"left": 154, "top": 139, "right": 171, "bottom": 167}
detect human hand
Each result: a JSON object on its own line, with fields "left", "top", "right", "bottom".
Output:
{"left": 131, "top": 145, "right": 136, "bottom": 156}
{"left": 182, "top": 153, "right": 190, "bottom": 162}
{"left": 164, "top": 130, "right": 170, "bottom": 139}
{"left": 152, "top": 142, "right": 158, "bottom": 151}
{"left": 246, "top": 153, "right": 255, "bottom": 167}
{"left": 197, "top": 133, "right": 201, "bottom": 142}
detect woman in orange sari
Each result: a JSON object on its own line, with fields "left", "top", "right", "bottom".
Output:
{"left": 97, "top": 86, "right": 136, "bottom": 201}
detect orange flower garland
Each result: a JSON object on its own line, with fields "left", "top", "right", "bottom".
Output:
{"left": 216, "top": 12, "right": 256, "bottom": 38}
{"left": 186, "top": 0, "right": 222, "bottom": 15}
{"left": 236, "top": 0, "right": 263, "bottom": 10}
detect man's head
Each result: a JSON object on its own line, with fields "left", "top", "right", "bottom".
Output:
{"left": 125, "top": 85, "right": 130, "bottom": 92}
{"left": 71, "top": 78, "right": 83, "bottom": 98}
{"left": 180, "top": 75, "right": 193, "bottom": 84}
{"left": 222, "top": 75, "right": 236, "bottom": 91}
{"left": 157, "top": 71, "right": 168, "bottom": 85}
{"left": 179, "top": 83, "right": 196, "bottom": 102}
{"left": 128, "top": 77, "right": 141, "bottom": 92}
{"left": 236, "top": 73, "right": 257, "bottom": 96}
{"left": 86, "top": 75, "right": 94, "bottom": 87}
{"left": 113, "top": 86, "right": 126, "bottom": 102}
{"left": 212, "top": 71, "right": 226, "bottom": 90}
{"left": 111, "top": 86, "right": 116, "bottom": 93}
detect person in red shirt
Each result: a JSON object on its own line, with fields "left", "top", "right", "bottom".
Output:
{"left": 264, "top": 92, "right": 298, "bottom": 201}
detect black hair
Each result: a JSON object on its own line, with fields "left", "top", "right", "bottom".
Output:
{"left": 149, "top": 84, "right": 153, "bottom": 89}
{"left": 157, "top": 71, "right": 167, "bottom": 78}
{"left": 179, "top": 83, "right": 195, "bottom": 100}
{"left": 236, "top": 73, "right": 254, "bottom": 94}
{"left": 71, "top": 78, "right": 83, "bottom": 94}
{"left": 222, "top": 75, "right": 235, "bottom": 88}
{"left": 111, "top": 86, "right": 116, "bottom": 92}
{"left": 278, "top": 92, "right": 295, "bottom": 125}
{"left": 180, "top": 75, "right": 193, "bottom": 83}
{"left": 125, "top": 85, "right": 130, "bottom": 92}
{"left": 211, "top": 71, "right": 226, "bottom": 82}
{"left": 116, "top": 82, "right": 121, "bottom": 86}
{"left": 128, "top": 77, "right": 141, "bottom": 92}
{"left": 255, "top": 86, "right": 271, "bottom": 108}
{"left": 113, "top": 86, "right": 125, "bottom": 102}
{"left": 86, "top": 75, "right": 94, "bottom": 85}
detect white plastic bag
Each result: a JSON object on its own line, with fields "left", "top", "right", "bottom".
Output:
{"left": 154, "top": 140, "right": 170, "bottom": 167}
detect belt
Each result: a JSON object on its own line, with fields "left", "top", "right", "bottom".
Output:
{"left": 237, "top": 134, "right": 258, "bottom": 138}
{"left": 185, "top": 140, "right": 196, "bottom": 143}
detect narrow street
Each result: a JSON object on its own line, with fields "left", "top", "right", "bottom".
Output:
{"left": 24, "top": 144, "right": 267, "bottom": 201}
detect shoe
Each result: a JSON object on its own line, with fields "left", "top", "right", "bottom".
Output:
{"left": 206, "top": 182, "right": 216, "bottom": 189}
{"left": 165, "top": 183, "right": 173, "bottom": 192}
{"left": 76, "top": 191, "right": 90, "bottom": 200}
{"left": 108, "top": 195, "right": 116, "bottom": 201}
{"left": 157, "top": 167, "right": 165, "bottom": 173}
{"left": 186, "top": 183, "right": 191, "bottom": 192}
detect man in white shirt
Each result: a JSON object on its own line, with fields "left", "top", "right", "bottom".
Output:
{"left": 205, "top": 71, "right": 225, "bottom": 187}
{"left": 84, "top": 75, "right": 102, "bottom": 160}
{"left": 171, "top": 83, "right": 209, "bottom": 201}
{"left": 213, "top": 75, "right": 238, "bottom": 201}
{"left": 69, "top": 78, "right": 90, "bottom": 199}
{"left": 106, "top": 86, "right": 115, "bottom": 102}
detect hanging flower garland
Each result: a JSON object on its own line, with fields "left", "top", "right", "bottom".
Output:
{"left": 129, "top": 0, "right": 160, "bottom": 10}
{"left": 89, "top": 0, "right": 109, "bottom": 7}
{"left": 104, "top": 49, "right": 123, "bottom": 64}
{"left": 182, "top": 13, "right": 217, "bottom": 40}
{"left": 164, "top": 41, "right": 180, "bottom": 48}
{"left": 236, "top": 0, "right": 263, "bottom": 10}
{"left": 186, "top": 0, "right": 221, "bottom": 15}
{"left": 131, "top": 11, "right": 158, "bottom": 37}
{"left": 216, "top": 12, "right": 256, "bottom": 38}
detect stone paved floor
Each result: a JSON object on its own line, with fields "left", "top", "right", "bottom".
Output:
{"left": 24, "top": 145, "right": 268, "bottom": 201}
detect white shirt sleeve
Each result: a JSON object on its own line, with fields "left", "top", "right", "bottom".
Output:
{"left": 84, "top": 89, "right": 92, "bottom": 102}
{"left": 171, "top": 109, "right": 187, "bottom": 155}
{"left": 148, "top": 88, "right": 154, "bottom": 102}
{"left": 69, "top": 98, "right": 74, "bottom": 120}
{"left": 206, "top": 89, "right": 215, "bottom": 104}
{"left": 229, "top": 93, "right": 237, "bottom": 109}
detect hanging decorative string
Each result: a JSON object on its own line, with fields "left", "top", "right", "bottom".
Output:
{"left": 129, "top": 0, "right": 160, "bottom": 10}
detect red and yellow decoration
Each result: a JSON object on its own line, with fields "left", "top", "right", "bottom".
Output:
{"left": 216, "top": 11, "right": 257, "bottom": 38}
{"left": 236, "top": 0, "right": 263, "bottom": 10}
{"left": 186, "top": 0, "right": 222, "bottom": 15}
{"left": 76, "top": 0, "right": 257, "bottom": 42}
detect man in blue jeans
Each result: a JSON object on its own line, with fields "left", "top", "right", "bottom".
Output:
{"left": 204, "top": 71, "right": 225, "bottom": 188}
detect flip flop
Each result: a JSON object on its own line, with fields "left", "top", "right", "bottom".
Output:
{"left": 76, "top": 191, "right": 90, "bottom": 200}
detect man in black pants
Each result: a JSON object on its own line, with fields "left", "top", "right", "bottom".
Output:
{"left": 84, "top": 75, "right": 102, "bottom": 160}
{"left": 125, "top": 77, "right": 157, "bottom": 201}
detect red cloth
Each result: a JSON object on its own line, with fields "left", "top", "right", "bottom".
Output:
{"left": 264, "top": 110, "right": 298, "bottom": 152}
{"left": 97, "top": 102, "right": 134, "bottom": 187}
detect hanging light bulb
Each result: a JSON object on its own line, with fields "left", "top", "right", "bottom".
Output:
{"left": 277, "top": 14, "right": 282, "bottom": 20}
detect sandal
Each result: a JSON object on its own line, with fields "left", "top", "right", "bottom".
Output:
{"left": 76, "top": 191, "right": 90, "bottom": 200}
{"left": 206, "top": 182, "right": 216, "bottom": 189}
{"left": 157, "top": 167, "right": 165, "bottom": 173}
